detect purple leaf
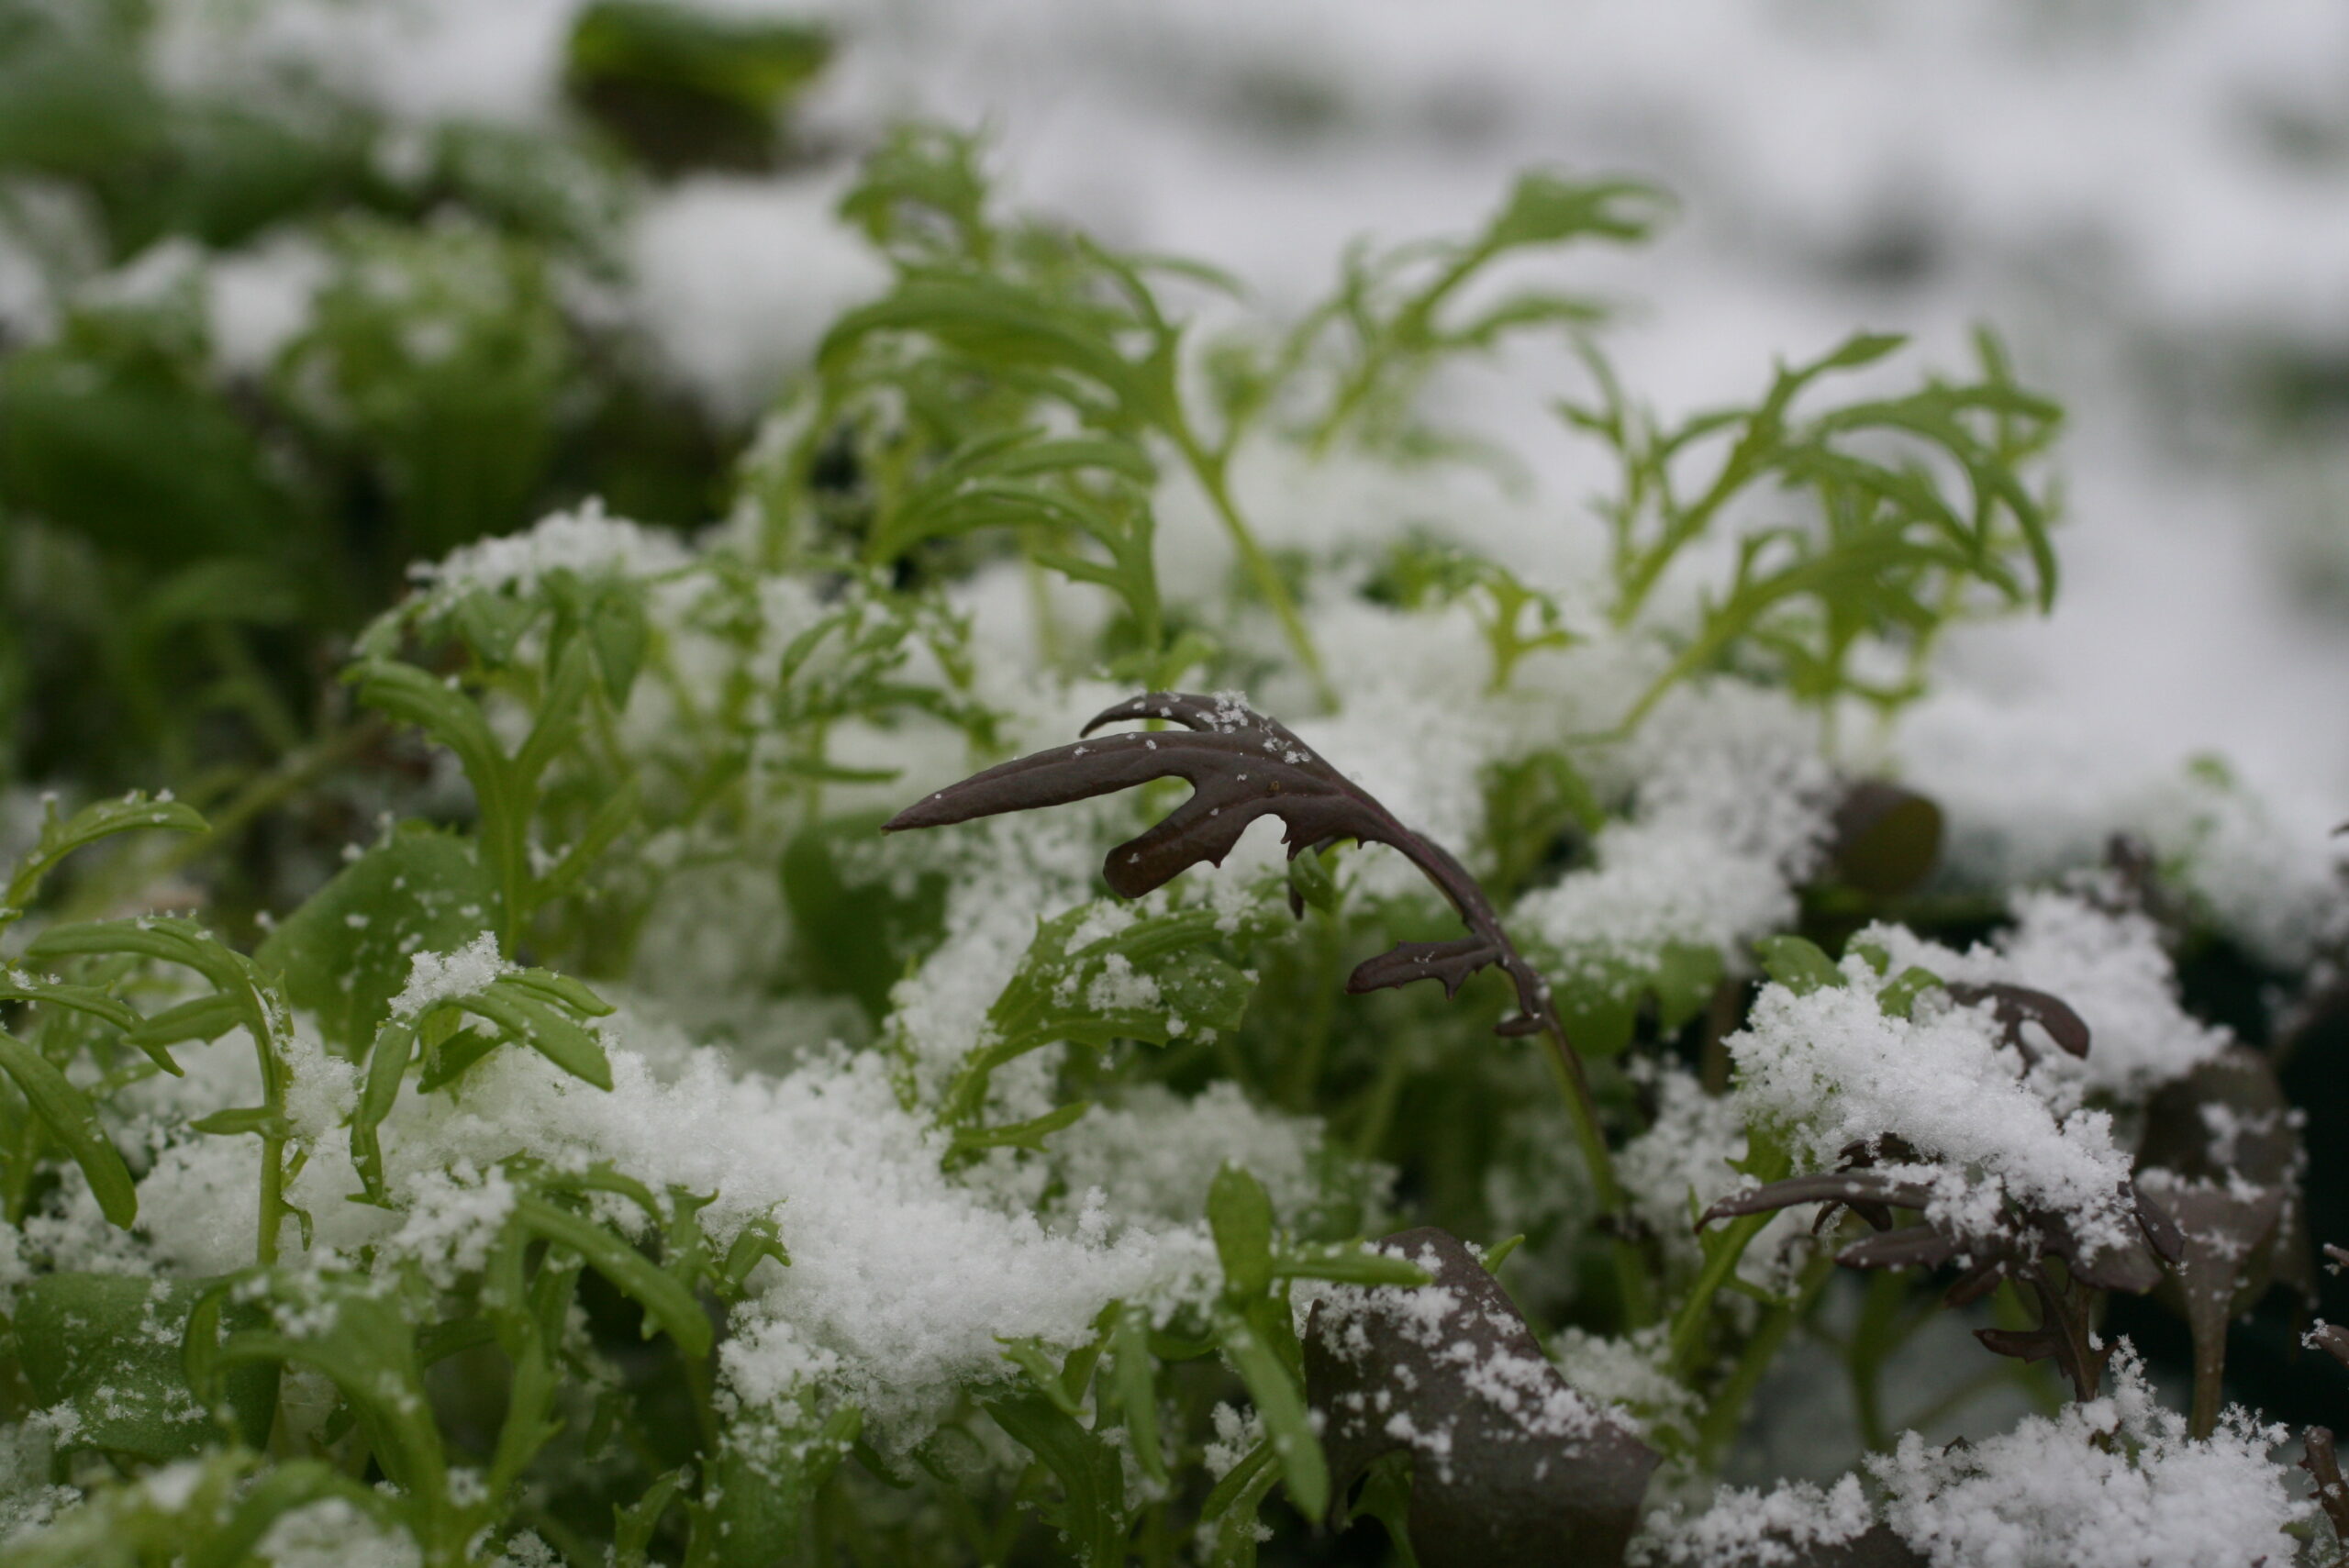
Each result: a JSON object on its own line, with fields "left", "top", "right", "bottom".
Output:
{"left": 1304, "top": 1228, "right": 1658, "bottom": 1567}
{"left": 1346, "top": 937, "right": 1503, "bottom": 1000}
{"left": 1943, "top": 982, "right": 2089, "bottom": 1064}
{"left": 885, "top": 692, "right": 1569, "bottom": 1040}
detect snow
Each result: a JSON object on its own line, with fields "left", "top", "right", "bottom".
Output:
{"left": 354, "top": 1034, "right": 1235, "bottom": 1446}
{"left": 406, "top": 501, "right": 694, "bottom": 601}
{"left": 627, "top": 173, "right": 888, "bottom": 421}
{"left": 1868, "top": 1346, "right": 2300, "bottom": 1568}
{"left": 385, "top": 931, "right": 508, "bottom": 1018}
{"left": 1859, "top": 894, "right": 2231, "bottom": 1105}
{"left": 1727, "top": 955, "right": 2141, "bottom": 1259}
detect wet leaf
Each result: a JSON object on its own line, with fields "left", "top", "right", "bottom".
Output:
{"left": 1303, "top": 1228, "right": 1658, "bottom": 1567}
{"left": 2136, "top": 1047, "right": 2310, "bottom": 1432}
{"left": 1944, "top": 983, "right": 2089, "bottom": 1064}
{"left": 16, "top": 1273, "right": 275, "bottom": 1462}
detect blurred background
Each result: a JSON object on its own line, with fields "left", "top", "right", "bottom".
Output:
{"left": 5, "top": 0, "right": 2349, "bottom": 1478}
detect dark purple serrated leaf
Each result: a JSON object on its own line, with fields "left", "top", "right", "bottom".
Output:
{"left": 1943, "top": 983, "right": 2089, "bottom": 1064}
{"left": 1346, "top": 937, "right": 1503, "bottom": 1000}
{"left": 885, "top": 692, "right": 1574, "bottom": 1042}
{"left": 1698, "top": 1172, "right": 1938, "bottom": 1230}
{"left": 1304, "top": 1228, "right": 1658, "bottom": 1568}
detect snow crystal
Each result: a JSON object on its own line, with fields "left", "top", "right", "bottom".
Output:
{"left": 387, "top": 932, "right": 508, "bottom": 1018}
{"left": 1050, "top": 1082, "right": 1338, "bottom": 1225}
{"left": 406, "top": 501, "right": 693, "bottom": 601}
{"left": 628, "top": 173, "right": 888, "bottom": 421}
{"left": 1858, "top": 893, "right": 2229, "bottom": 1105}
{"left": 1868, "top": 1346, "right": 2299, "bottom": 1568}
{"left": 1517, "top": 683, "right": 1834, "bottom": 979}
{"left": 1633, "top": 1473, "right": 1876, "bottom": 1567}
{"left": 365, "top": 1029, "right": 1234, "bottom": 1447}
{"left": 1618, "top": 1064, "right": 1810, "bottom": 1298}
{"left": 1727, "top": 958, "right": 2140, "bottom": 1259}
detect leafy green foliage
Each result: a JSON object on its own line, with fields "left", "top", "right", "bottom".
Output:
{"left": 1569, "top": 328, "right": 2062, "bottom": 727}
{"left": 255, "top": 826, "right": 492, "bottom": 1051}
{"left": 15, "top": 1273, "right": 276, "bottom": 1461}
{"left": 7, "top": 43, "right": 2297, "bottom": 1568}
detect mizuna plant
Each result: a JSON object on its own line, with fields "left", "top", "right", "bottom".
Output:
{"left": 884, "top": 690, "right": 1653, "bottom": 1321}
{"left": 0, "top": 39, "right": 2336, "bottom": 1568}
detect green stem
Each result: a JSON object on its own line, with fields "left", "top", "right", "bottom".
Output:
{"left": 1694, "top": 1252, "right": 1833, "bottom": 1471}
{"left": 1164, "top": 425, "right": 1330, "bottom": 707}
{"left": 1847, "top": 1270, "right": 1910, "bottom": 1452}
{"left": 1666, "top": 1210, "right": 1774, "bottom": 1375}
{"left": 1538, "top": 1028, "right": 1653, "bottom": 1327}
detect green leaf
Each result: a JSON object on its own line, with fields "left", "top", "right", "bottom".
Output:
{"left": 512, "top": 1195, "right": 711, "bottom": 1358}
{"left": 1198, "top": 1440, "right": 1280, "bottom": 1568}
{"left": 1652, "top": 941, "right": 1725, "bottom": 1035}
{"left": 781, "top": 811, "right": 948, "bottom": 1022}
{"left": 1108, "top": 1304, "right": 1167, "bottom": 1485}
{"left": 0, "top": 338, "right": 295, "bottom": 569}
{"left": 1754, "top": 935, "right": 1843, "bottom": 996}
{"left": 189, "top": 1106, "right": 295, "bottom": 1140}
{"left": 5, "top": 791, "right": 208, "bottom": 913}
{"left": 1876, "top": 966, "right": 1944, "bottom": 1021}
{"left": 0, "top": 1029, "right": 136, "bottom": 1226}
{"left": 1209, "top": 1163, "right": 1275, "bottom": 1300}
{"left": 1214, "top": 1299, "right": 1330, "bottom": 1520}
{"left": 455, "top": 983, "right": 614, "bottom": 1090}
{"left": 123, "top": 992, "right": 246, "bottom": 1051}
{"left": 703, "top": 1415, "right": 852, "bottom": 1568}
{"left": 719, "top": 1213, "right": 792, "bottom": 1296}
{"left": 1554, "top": 962, "right": 1642, "bottom": 1059}
{"left": 950, "top": 1100, "right": 1092, "bottom": 1160}
{"left": 985, "top": 1393, "right": 1127, "bottom": 1567}
{"left": 186, "top": 1273, "right": 448, "bottom": 1498}
{"left": 1272, "top": 1243, "right": 1432, "bottom": 1288}
{"left": 16, "top": 1273, "right": 275, "bottom": 1461}
{"left": 256, "top": 825, "right": 495, "bottom": 1051}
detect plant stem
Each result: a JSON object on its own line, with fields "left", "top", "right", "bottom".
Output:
{"left": 1539, "top": 1025, "right": 1653, "bottom": 1327}
{"left": 1163, "top": 425, "right": 1330, "bottom": 707}
{"left": 1666, "top": 1209, "right": 1775, "bottom": 1375}
{"left": 1694, "top": 1252, "right": 1833, "bottom": 1471}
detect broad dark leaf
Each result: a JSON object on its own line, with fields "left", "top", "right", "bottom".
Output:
{"left": 2136, "top": 1047, "right": 2310, "bottom": 1429}
{"left": 1303, "top": 1228, "right": 1658, "bottom": 1568}
{"left": 1827, "top": 781, "right": 1943, "bottom": 896}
